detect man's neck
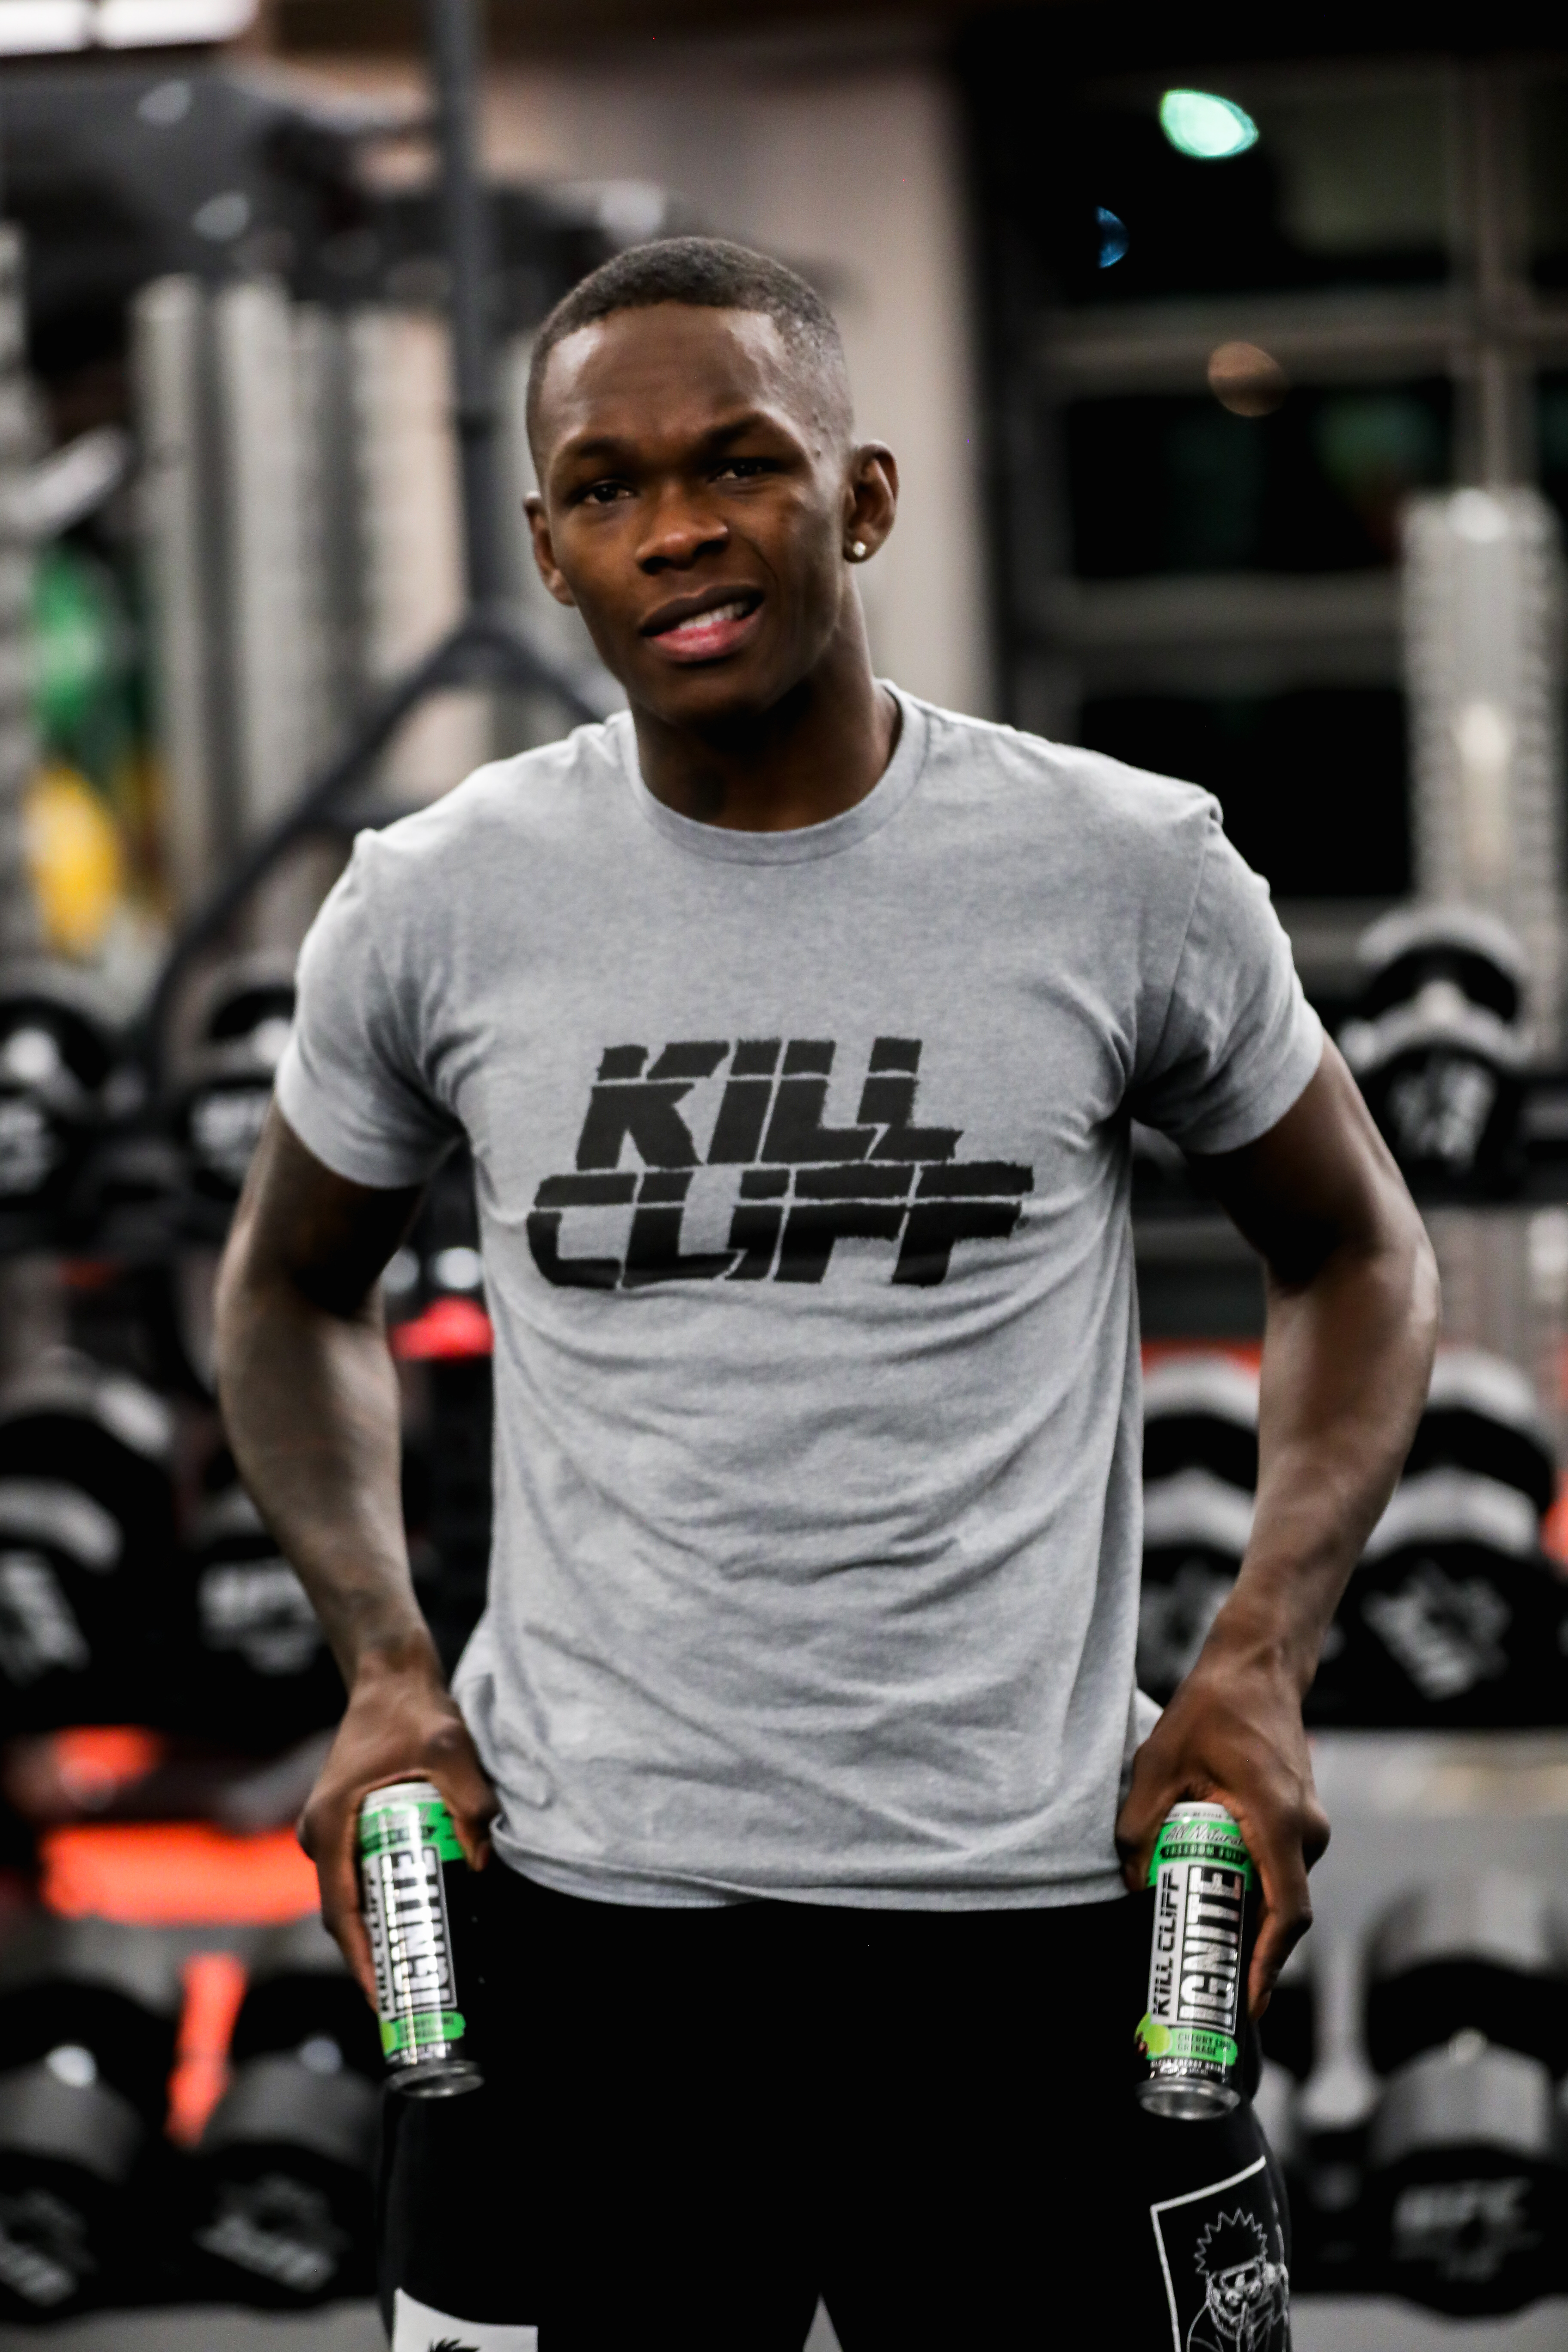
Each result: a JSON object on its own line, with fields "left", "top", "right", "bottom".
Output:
{"left": 629, "top": 624, "right": 899, "bottom": 833}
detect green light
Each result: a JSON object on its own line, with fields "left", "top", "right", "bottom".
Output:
{"left": 1159, "top": 89, "right": 1259, "bottom": 161}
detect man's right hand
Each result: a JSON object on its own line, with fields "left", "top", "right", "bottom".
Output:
{"left": 299, "top": 1638, "right": 498, "bottom": 2006}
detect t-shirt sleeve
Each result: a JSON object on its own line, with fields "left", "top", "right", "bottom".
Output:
{"left": 1130, "top": 810, "right": 1323, "bottom": 1155}
{"left": 274, "top": 835, "right": 459, "bottom": 1188}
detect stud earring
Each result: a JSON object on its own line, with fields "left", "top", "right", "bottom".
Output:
{"left": 850, "top": 540, "right": 868, "bottom": 560}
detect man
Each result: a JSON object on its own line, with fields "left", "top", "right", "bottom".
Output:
{"left": 216, "top": 238, "right": 1437, "bottom": 2350}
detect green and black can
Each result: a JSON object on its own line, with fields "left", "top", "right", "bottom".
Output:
{"left": 358, "top": 1779, "right": 482, "bottom": 2098}
{"left": 1135, "top": 1800, "right": 1254, "bottom": 2119}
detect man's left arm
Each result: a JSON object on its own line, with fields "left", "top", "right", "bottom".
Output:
{"left": 1116, "top": 1038, "right": 1439, "bottom": 2012}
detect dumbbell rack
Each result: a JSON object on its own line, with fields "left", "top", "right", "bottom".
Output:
{"left": 1286, "top": 1730, "right": 1568, "bottom": 2350}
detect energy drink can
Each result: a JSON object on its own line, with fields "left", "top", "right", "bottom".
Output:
{"left": 358, "top": 1779, "right": 482, "bottom": 2098}
{"left": 1135, "top": 1800, "right": 1254, "bottom": 2119}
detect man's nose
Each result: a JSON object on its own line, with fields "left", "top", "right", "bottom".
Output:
{"left": 636, "top": 486, "right": 728, "bottom": 571}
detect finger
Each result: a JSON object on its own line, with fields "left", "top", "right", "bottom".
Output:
{"left": 423, "top": 1728, "right": 498, "bottom": 1870}
{"left": 332, "top": 1900, "right": 379, "bottom": 2011}
{"left": 1114, "top": 1753, "right": 1188, "bottom": 1889}
{"left": 1237, "top": 1818, "right": 1314, "bottom": 2017}
{"left": 306, "top": 1806, "right": 379, "bottom": 2007}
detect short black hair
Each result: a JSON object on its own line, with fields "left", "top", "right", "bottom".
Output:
{"left": 526, "top": 235, "right": 849, "bottom": 457}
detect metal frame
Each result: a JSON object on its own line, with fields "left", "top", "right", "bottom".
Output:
{"left": 992, "top": 57, "right": 1568, "bottom": 732}
{"left": 140, "top": 0, "right": 602, "bottom": 1076}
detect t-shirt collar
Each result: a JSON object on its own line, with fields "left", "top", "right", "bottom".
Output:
{"left": 612, "top": 683, "right": 928, "bottom": 865}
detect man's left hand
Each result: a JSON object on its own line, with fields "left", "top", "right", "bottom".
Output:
{"left": 1114, "top": 1628, "right": 1330, "bottom": 2017}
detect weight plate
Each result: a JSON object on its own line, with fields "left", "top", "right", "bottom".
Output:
{"left": 1366, "top": 2042, "right": 1564, "bottom": 2315}
{"left": 0, "top": 989, "right": 116, "bottom": 1219}
{"left": 0, "top": 1921, "right": 181, "bottom": 2125}
{"left": 0, "top": 2061, "right": 142, "bottom": 2182}
{"left": 1142, "top": 1355, "right": 1259, "bottom": 1488}
{"left": 231, "top": 1918, "right": 382, "bottom": 2084}
{"left": 1353, "top": 906, "right": 1528, "bottom": 1027}
{"left": 1405, "top": 1352, "right": 1556, "bottom": 1516}
{"left": 0, "top": 1366, "right": 175, "bottom": 1730}
{"left": 161, "top": 1485, "right": 341, "bottom": 1753}
{"left": 184, "top": 2057, "right": 377, "bottom": 2307}
{"left": 1368, "top": 1876, "right": 1567, "bottom": 2079}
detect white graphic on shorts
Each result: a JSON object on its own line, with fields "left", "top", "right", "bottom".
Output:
{"left": 1187, "top": 2208, "right": 1290, "bottom": 2352}
{"left": 1150, "top": 2154, "right": 1291, "bottom": 2352}
{"left": 390, "top": 2286, "right": 538, "bottom": 2352}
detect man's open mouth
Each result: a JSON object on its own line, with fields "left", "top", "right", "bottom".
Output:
{"left": 642, "top": 589, "right": 764, "bottom": 662}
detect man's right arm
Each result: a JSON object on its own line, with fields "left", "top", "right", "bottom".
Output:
{"left": 214, "top": 1105, "right": 496, "bottom": 2001}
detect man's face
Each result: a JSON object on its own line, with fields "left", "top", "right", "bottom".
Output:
{"left": 1211, "top": 2256, "right": 1268, "bottom": 2328}
{"left": 527, "top": 304, "right": 892, "bottom": 727}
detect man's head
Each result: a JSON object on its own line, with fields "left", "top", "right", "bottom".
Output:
{"left": 524, "top": 236, "right": 896, "bottom": 731}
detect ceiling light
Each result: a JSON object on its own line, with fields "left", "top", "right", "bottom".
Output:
{"left": 1159, "top": 89, "right": 1259, "bottom": 162}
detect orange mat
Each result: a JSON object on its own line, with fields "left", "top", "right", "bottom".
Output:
{"left": 40, "top": 1822, "right": 319, "bottom": 1926}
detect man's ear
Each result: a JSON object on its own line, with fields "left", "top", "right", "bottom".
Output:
{"left": 842, "top": 442, "right": 898, "bottom": 564}
{"left": 525, "top": 493, "right": 578, "bottom": 609}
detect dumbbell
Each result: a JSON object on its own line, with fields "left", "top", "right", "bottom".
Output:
{"left": 1406, "top": 1351, "right": 1556, "bottom": 1518}
{"left": 1339, "top": 906, "right": 1530, "bottom": 1194}
{"left": 1138, "top": 1467, "right": 1250, "bottom": 1704}
{"left": 0, "top": 983, "right": 116, "bottom": 1226}
{"left": 1305, "top": 1470, "right": 1568, "bottom": 1728}
{"left": 0, "top": 1360, "right": 176, "bottom": 1730}
{"left": 0, "top": 1917, "right": 180, "bottom": 2130}
{"left": 1294, "top": 1928, "right": 1380, "bottom": 2295}
{"left": 1366, "top": 1875, "right": 1568, "bottom": 2081}
{"left": 173, "top": 957, "right": 295, "bottom": 1206}
{"left": 1365, "top": 2037, "right": 1564, "bottom": 2315}
{"left": 0, "top": 2052, "right": 147, "bottom": 2320}
{"left": 163, "top": 1485, "right": 342, "bottom": 1754}
{"left": 230, "top": 1915, "right": 381, "bottom": 2086}
{"left": 182, "top": 2050, "right": 379, "bottom": 2307}
{"left": 1143, "top": 1353, "right": 1259, "bottom": 1488}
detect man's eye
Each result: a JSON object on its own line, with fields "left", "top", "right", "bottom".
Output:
{"left": 714, "top": 458, "right": 772, "bottom": 481}
{"left": 581, "top": 481, "right": 630, "bottom": 504}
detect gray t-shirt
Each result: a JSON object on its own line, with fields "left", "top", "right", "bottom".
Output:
{"left": 277, "top": 689, "right": 1321, "bottom": 1910}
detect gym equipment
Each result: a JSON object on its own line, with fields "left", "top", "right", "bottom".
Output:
{"left": 0, "top": 1917, "right": 180, "bottom": 2128}
{"left": 1405, "top": 1349, "right": 1556, "bottom": 1517}
{"left": 0, "top": 2055, "right": 145, "bottom": 2320}
{"left": 0, "top": 1478, "right": 122, "bottom": 1730}
{"left": 0, "top": 1359, "right": 175, "bottom": 1728}
{"left": 1142, "top": 1352, "right": 1259, "bottom": 1488}
{"left": 1365, "top": 2037, "right": 1564, "bottom": 2314}
{"left": 173, "top": 959, "right": 295, "bottom": 1205}
{"left": 138, "top": 0, "right": 606, "bottom": 1095}
{"left": 1305, "top": 1469, "right": 1568, "bottom": 1728}
{"left": 1294, "top": 1929, "right": 1380, "bottom": 2295}
{"left": 163, "top": 1482, "right": 342, "bottom": 1752}
{"left": 0, "top": 983, "right": 117, "bottom": 1227}
{"left": 1138, "top": 1467, "right": 1250, "bottom": 1703}
{"left": 230, "top": 1914, "right": 382, "bottom": 2086}
{"left": 1366, "top": 1873, "right": 1568, "bottom": 2079}
{"left": 182, "top": 2051, "right": 378, "bottom": 2307}
{"left": 1339, "top": 906, "right": 1530, "bottom": 1194}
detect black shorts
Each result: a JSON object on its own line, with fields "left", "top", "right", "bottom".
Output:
{"left": 379, "top": 1862, "right": 1292, "bottom": 2350}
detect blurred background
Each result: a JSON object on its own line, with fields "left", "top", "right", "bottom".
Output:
{"left": 3, "top": 0, "right": 1568, "bottom": 2344}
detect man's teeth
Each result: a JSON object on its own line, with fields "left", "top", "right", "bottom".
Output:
{"left": 665, "top": 601, "right": 749, "bottom": 633}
